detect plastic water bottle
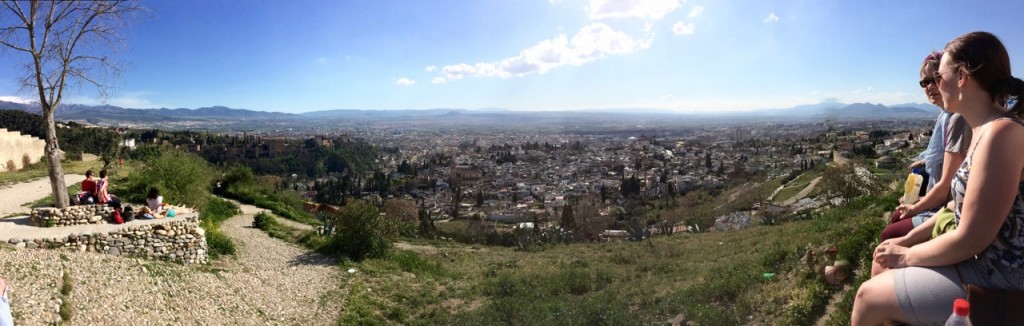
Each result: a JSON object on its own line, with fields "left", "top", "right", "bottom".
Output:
{"left": 902, "top": 172, "right": 923, "bottom": 204}
{"left": 945, "top": 298, "right": 971, "bottom": 326}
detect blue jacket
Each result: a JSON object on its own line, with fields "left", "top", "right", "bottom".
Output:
{"left": 916, "top": 110, "right": 951, "bottom": 192}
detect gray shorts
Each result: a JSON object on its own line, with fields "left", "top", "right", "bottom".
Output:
{"left": 894, "top": 259, "right": 1022, "bottom": 324}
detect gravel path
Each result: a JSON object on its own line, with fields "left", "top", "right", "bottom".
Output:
{"left": 1, "top": 199, "right": 343, "bottom": 325}
{"left": 0, "top": 174, "right": 83, "bottom": 217}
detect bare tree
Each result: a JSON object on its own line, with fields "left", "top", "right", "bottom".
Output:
{"left": 0, "top": 0, "right": 142, "bottom": 208}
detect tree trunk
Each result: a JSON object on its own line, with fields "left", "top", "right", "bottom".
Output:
{"left": 43, "top": 107, "right": 69, "bottom": 209}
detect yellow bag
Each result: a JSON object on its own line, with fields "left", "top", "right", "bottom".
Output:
{"left": 931, "top": 207, "right": 957, "bottom": 239}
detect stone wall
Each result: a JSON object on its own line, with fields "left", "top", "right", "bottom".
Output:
{"left": 6, "top": 218, "right": 208, "bottom": 264}
{"left": 0, "top": 128, "right": 45, "bottom": 172}
{"left": 31, "top": 205, "right": 114, "bottom": 227}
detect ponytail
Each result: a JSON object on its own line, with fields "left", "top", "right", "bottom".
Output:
{"left": 1010, "top": 77, "right": 1024, "bottom": 117}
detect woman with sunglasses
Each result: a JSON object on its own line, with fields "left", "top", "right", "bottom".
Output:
{"left": 872, "top": 52, "right": 972, "bottom": 269}
{"left": 853, "top": 31, "right": 1024, "bottom": 325}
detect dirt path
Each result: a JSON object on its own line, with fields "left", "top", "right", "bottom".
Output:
{"left": 781, "top": 176, "right": 822, "bottom": 206}
{"left": 2, "top": 188, "right": 343, "bottom": 325}
{"left": 0, "top": 174, "right": 83, "bottom": 217}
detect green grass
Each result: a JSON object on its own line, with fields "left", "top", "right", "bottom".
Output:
{"left": 223, "top": 183, "right": 318, "bottom": 225}
{"left": 773, "top": 168, "right": 826, "bottom": 203}
{"left": 253, "top": 212, "right": 305, "bottom": 242}
{"left": 333, "top": 191, "right": 895, "bottom": 325}
{"left": 200, "top": 197, "right": 241, "bottom": 259}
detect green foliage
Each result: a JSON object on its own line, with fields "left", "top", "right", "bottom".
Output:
{"left": 458, "top": 261, "right": 634, "bottom": 325}
{"left": 385, "top": 251, "right": 447, "bottom": 278}
{"left": 252, "top": 212, "right": 295, "bottom": 241}
{"left": 203, "top": 225, "right": 235, "bottom": 259}
{"left": 253, "top": 211, "right": 273, "bottom": 229}
{"left": 323, "top": 200, "right": 396, "bottom": 261}
{"left": 220, "top": 165, "right": 315, "bottom": 225}
{"left": 120, "top": 149, "right": 214, "bottom": 208}
{"left": 200, "top": 197, "right": 240, "bottom": 259}
{"left": 0, "top": 109, "right": 121, "bottom": 159}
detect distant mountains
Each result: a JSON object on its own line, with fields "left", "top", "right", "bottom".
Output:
{"left": 0, "top": 100, "right": 938, "bottom": 129}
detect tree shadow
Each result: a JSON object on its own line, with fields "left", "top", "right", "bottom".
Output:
{"left": 287, "top": 251, "right": 336, "bottom": 267}
{"left": 0, "top": 215, "right": 33, "bottom": 226}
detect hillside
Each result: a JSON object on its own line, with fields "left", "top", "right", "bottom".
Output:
{"left": 0, "top": 154, "right": 891, "bottom": 324}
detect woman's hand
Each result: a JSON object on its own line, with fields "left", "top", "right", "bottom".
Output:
{"left": 893, "top": 204, "right": 916, "bottom": 222}
{"left": 908, "top": 160, "right": 925, "bottom": 171}
{"left": 874, "top": 241, "right": 911, "bottom": 269}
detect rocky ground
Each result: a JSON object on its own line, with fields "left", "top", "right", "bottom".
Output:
{"left": 1, "top": 181, "right": 345, "bottom": 325}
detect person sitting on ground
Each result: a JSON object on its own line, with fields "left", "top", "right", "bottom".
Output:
{"left": 136, "top": 187, "right": 168, "bottom": 219}
{"left": 876, "top": 52, "right": 972, "bottom": 247}
{"left": 852, "top": 31, "right": 1024, "bottom": 325}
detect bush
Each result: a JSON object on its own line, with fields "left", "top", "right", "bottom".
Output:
{"left": 323, "top": 200, "right": 397, "bottom": 261}
{"left": 253, "top": 211, "right": 273, "bottom": 229}
{"left": 200, "top": 197, "right": 240, "bottom": 259}
{"left": 120, "top": 149, "right": 214, "bottom": 208}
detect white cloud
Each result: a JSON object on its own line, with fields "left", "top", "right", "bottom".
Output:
{"left": 672, "top": 21, "right": 695, "bottom": 35}
{"left": 688, "top": 6, "right": 704, "bottom": 17}
{"left": 659, "top": 94, "right": 673, "bottom": 100}
{"left": 317, "top": 57, "right": 326, "bottom": 64}
{"left": 0, "top": 95, "right": 33, "bottom": 104}
{"left": 396, "top": 78, "right": 416, "bottom": 86}
{"left": 432, "top": 23, "right": 652, "bottom": 83}
{"left": 587, "top": 0, "right": 680, "bottom": 20}
{"left": 763, "top": 12, "right": 779, "bottom": 23}
{"left": 425, "top": 65, "right": 436, "bottom": 72}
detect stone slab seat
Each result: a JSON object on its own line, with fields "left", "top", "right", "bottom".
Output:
{"left": 0, "top": 207, "right": 207, "bottom": 264}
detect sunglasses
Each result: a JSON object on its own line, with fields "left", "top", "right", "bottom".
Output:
{"left": 922, "top": 68, "right": 960, "bottom": 88}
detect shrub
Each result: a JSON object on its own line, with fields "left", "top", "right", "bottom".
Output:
{"left": 324, "top": 200, "right": 396, "bottom": 261}
{"left": 120, "top": 149, "right": 214, "bottom": 208}
{"left": 253, "top": 211, "right": 273, "bottom": 229}
{"left": 200, "top": 197, "right": 240, "bottom": 259}
{"left": 5, "top": 159, "right": 15, "bottom": 172}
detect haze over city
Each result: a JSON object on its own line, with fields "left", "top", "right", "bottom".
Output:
{"left": 0, "top": 0, "right": 1022, "bottom": 113}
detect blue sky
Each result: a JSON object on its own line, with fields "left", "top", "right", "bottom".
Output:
{"left": 1, "top": 0, "right": 1023, "bottom": 113}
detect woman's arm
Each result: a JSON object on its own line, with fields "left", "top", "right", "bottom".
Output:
{"left": 900, "top": 151, "right": 965, "bottom": 216}
{"left": 903, "top": 120, "right": 1024, "bottom": 266}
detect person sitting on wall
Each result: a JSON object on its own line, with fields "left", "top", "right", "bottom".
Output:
{"left": 72, "top": 169, "right": 98, "bottom": 205}
{"left": 136, "top": 187, "right": 168, "bottom": 219}
{"left": 94, "top": 169, "right": 119, "bottom": 206}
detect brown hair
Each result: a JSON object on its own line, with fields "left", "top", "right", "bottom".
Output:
{"left": 86, "top": 169, "right": 93, "bottom": 178}
{"left": 99, "top": 169, "right": 108, "bottom": 178}
{"left": 944, "top": 31, "right": 1024, "bottom": 115}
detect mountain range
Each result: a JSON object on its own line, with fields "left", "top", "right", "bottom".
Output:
{"left": 0, "top": 100, "right": 938, "bottom": 129}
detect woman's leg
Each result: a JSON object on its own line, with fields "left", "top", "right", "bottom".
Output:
{"left": 852, "top": 270, "right": 907, "bottom": 325}
{"left": 879, "top": 218, "right": 914, "bottom": 242}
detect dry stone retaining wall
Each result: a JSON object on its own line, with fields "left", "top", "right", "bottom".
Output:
{"left": 31, "top": 205, "right": 114, "bottom": 227}
{"left": 7, "top": 217, "right": 208, "bottom": 264}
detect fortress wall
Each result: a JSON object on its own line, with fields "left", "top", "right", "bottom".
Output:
{"left": 0, "top": 128, "right": 46, "bottom": 171}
